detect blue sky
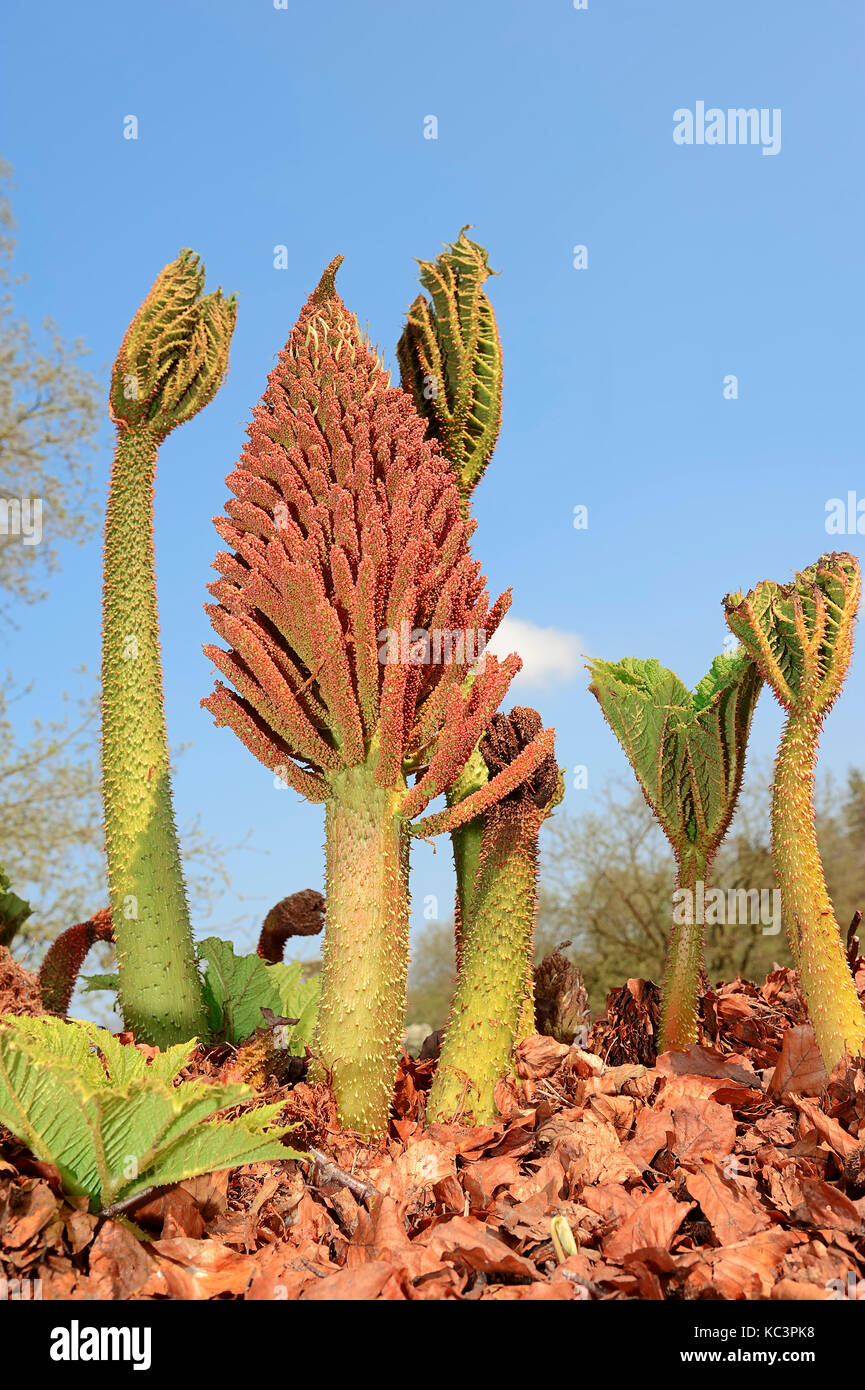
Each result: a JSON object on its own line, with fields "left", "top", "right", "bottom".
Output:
{"left": 2, "top": 0, "right": 863, "bottom": 959}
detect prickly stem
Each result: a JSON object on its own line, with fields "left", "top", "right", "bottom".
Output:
{"left": 658, "top": 848, "right": 711, "bottom": 1052}
{"left": 103, "top": 249, "right": 235, "bottom": 1046}
{"left": 102, "top": 427, "right": 207, "bottom": 1045}
{"left": 311, "top": 761, "right": 410, "bottom": 1137}
{"left": 724, "top": 552, "right": 865, "bottom": 1070}
{"left": 429, "top": 709, "right": 558, "bottom": 1122}
{"left": 428, "top": 802, "right": 542, "bottom": 1123}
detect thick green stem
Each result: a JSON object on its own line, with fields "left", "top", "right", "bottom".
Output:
{"left": 659, "top": 847, "right": 710, "bottom": 1052}
{"left": 428, "top": 805, "right": 540, "bottom": 1123}
{"left": 773, "top": 706, "right": 865, "bottom": 1068}
{"left": 312, "top": 761, "right": 410, "bottom": 1137}
{"left": 451, "top": 815, "right": 483, "bottom": 962}
{"left": 101, "top": 426, "right": 207, "bottom": 1047}
{"left": 447, "top": 743, "right": 487, "bottom": 963}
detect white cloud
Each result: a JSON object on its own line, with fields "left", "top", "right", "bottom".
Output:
{"left": 487, "top": 616, "right": 584, "bottom": 689}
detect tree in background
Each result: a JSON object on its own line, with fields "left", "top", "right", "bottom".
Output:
{"left": 0, "top": 165, "right": 251, "bottom": 975}
{"left": 1, "top": 669, "right": 245, "bottom": 967}
{"left": 0, "top": 159, "right": 104, "bottom": 951}
{"left": 0, "top": 161, "right": 101, "bottom": 612}
{"left": 0, "top": 679, "right": 103, "bottom": 952}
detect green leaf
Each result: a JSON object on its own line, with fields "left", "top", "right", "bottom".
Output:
{"left": 0, "top": 1015, "right": 303, "bottom": 1211}
{"left": 197, "top": 936, "right": 282, "bottom": 1043}
{"left": 0, "top": 864, "right": 33, "bottom": 947}
{"left": 197, "top": 937, "right": 319, "bottom": 1051}
{"left": 587, "top": 652, "right": 761, "bottom": 861}
{"left": 81, "top": 973, "right": 120, "bottom": 994}
{"left": 397, "top": 228, "right": 503, "bottom": 504}
{"left": 267, "top": 961, "right": 320, "bottom": 1052}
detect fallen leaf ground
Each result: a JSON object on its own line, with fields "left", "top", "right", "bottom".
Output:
{"left": 3, "top": 955, "right": 865, "bottom": 1301}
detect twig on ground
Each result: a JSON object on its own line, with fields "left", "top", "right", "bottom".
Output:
{"left": 306, "top": 1146, "right": 382, "bottom": 1202}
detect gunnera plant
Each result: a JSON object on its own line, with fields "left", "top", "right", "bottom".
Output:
{"left": 398, "top": 230, "right": 504, "bottom": 956}
{"left": 588, "top": 652, "right": 761, "bottom": 1052}
{"left": 105, "top": 250, "right": 236, "bottom": 1047}
{"left": 400, "top": 233, "right": 564, "bottom": 1079}
{"left": 427, "top": 708, "right": 559, "bottom": 1123}
{"left": 202, "top": 258, "right": 553, "bottom": 1136}
{"left": 398, "top": 232, "right": 511, "bottom": 965}
{"left": 724, "top": 552, "right": 865, "bottom": 1070}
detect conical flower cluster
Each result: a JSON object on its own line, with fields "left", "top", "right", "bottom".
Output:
{"left": 203, "top": 258, "right": 549, "bottom": 818}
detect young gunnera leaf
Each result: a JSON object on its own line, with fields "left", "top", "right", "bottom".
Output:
{"left": 587, "top": 651, "right": 762, "bottom": 1052}
{"left": 197, "top": 937, "right": 318, "bottom": 1052}
{"left": 587, "top": 652, "right": 760, "bottom": 861}
{"left": 267, "top": 960, "right": 320, "bottom": 1051}
{"left": 0, "top": 1015, "right": 303, "bottom": 1212}
{"left": 397, "top": 227, "right": 503, "bottom": 509}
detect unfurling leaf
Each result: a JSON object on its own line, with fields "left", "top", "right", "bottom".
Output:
{"left": 587, "top": 652, "right": 761, "bottom": 863}
{"left": 397, "top": 228, "right": 503, "bottom": 508}
{"left": 588, "top": 650, "right": 762, "bottom": 1052}
{"left": 109, "top": 249, "right": 237, "bottom": 438}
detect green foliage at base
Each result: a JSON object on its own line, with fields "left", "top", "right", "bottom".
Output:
{"left": 197, "top": 937, "right": 319, "bottom": 1051}
{"left": 0, "top": 1015, "right": 302, "bottom": 1212}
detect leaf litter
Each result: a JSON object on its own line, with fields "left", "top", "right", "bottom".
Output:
{"left": 3, "top": 955, "right": 865, "bottom": 1301}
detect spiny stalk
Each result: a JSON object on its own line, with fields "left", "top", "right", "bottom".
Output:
{"left": 427, "top": 708, "right": 559, "bottom": 1123}
{"left": 724, "top": 552, "right": 865, "bottom": 1070}
{"left": 104, "top": 249, "right": 235, "bottom": 1046}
